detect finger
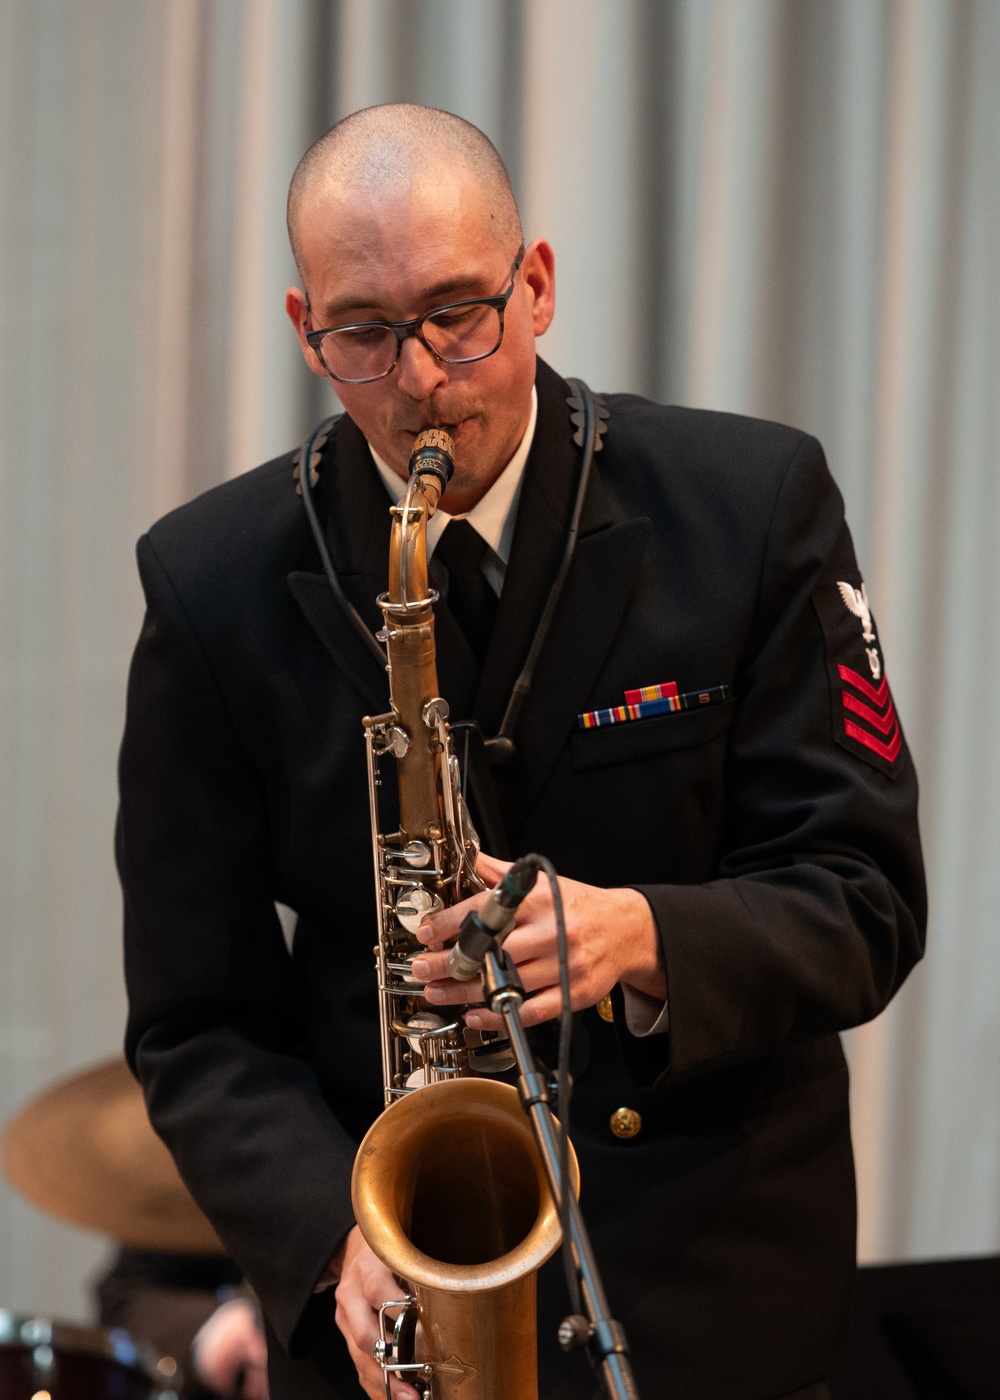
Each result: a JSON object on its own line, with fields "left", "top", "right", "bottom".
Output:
{"left": 362, "top": 1351, "right": 415, "bottom": 1400}
{"left": 412, "top": 900, "right": 559, "bottom": 978}
{"left": 496, "top": 923, "right": 559, "bottom": 966}
{"left": 417, "top": 904, "right": 559, "bottom": 979}
{"left": 359, "top": 1259, "right": 406, "bottom": 1311}
{"left": 245, "top": 1337, "right": 269, "bottom": 1378}
{"left": 408, "top": 949, "right": 455, "bottom": 982}
{"left": 463, "top": 1006, "right": 504, "bottom": 1032}
{"left": 419, "top": 974, "right": 486, "bottom": 1007}
{"left": 243, "top": 1363, "right": 270, "bottom": 1400}
{"left": 415, "top": 858, "right": 553, "bottom": 949}
{"left": 475, "top": 851, "right": 511, "bottom": 882}
{"left": 437, "top": 943, "right": 566, "bottom": 1024}
{"left": 415, "top": 886, "right": 490, "bottom": 945}
{"left": 457, "top": 954, "right": 566, "bottom": 1028}
{"left": 417, "top": 950, "right": 558, "bottom": 1012}
{"left": 338, "top": 1301, "right": 417, "bottom": 1400}
{"left": 336, "top": 1285, "right": 379, "bottom": 1358}
{"left": 466, "top": 986, "right": 564, "bottom": 1029}
{"left": 507, "top": 987, "right": 565, "bottom": 1026}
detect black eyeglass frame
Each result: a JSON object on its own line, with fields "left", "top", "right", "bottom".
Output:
{"left": 304, "top": 246, "right": 525, "bottom": 385}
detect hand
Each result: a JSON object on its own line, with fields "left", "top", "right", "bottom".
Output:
{"left": 410, "top": 852, "right": 665, "bottom": 1030}
{"left": 191, "top": 1296, "right": 269, "bottom": 1400}
{"left": 332, "top": 1226, "right": 421, "bottom": 1400}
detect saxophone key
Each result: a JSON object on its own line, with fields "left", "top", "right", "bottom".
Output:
{"left": 395, "top": 886, "right": 443, "bottom": 932}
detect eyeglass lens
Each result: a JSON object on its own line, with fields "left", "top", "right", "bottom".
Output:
{"left": 318, "top": 301, "right": 503, "bottom": 382}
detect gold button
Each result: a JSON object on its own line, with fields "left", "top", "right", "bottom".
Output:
{"left": 609, "top": 1107, "right": 642, "bottom": 1139}
{"left": 596, "top": 994, "right": 614, "bottom": 1023}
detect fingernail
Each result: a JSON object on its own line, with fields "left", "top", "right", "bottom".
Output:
{"left": 425, "top": 985, "right": 445, "bottom": 1002}
{"left": 411, "top": 959, "right": 430, "bottom": 980}
{"left": 465, "top": 1012, "right": 482, "bottom": 1028}
{"left": 416, "top": 921, "right": 434, "bottom": 943}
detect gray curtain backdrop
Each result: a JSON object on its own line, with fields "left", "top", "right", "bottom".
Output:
{"left": 2, "top": 0, "right": 998, "bottom": 1322}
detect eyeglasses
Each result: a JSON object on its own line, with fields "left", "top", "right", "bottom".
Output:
{"left": 304, "top": 247, "right": 525, "bottom": 385}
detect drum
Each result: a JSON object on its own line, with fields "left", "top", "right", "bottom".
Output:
{"left": 0, "top": 1312, "right": 170, "bottom": 1400}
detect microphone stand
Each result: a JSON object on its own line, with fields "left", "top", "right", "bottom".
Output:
{"left": 481, "top": 945, "right": 640, "bottom": 1400}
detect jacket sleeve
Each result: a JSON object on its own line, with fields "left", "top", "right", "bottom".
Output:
{"left": 625, "top": 434, "right": 927, "bottom": 1085}
{"left": 118, "top": 534, "right": 354, "bottom": 1352}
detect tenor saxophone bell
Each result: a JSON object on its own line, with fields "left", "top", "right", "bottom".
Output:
{"left": 353, "top": 1078, "right": 578, "bottom": 1400}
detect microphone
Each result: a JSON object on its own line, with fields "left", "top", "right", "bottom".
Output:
{"left": 446, "top": 855, "right": 539, "bottom": 982}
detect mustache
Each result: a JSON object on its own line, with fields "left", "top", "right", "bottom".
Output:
{"left": 402, "top": 401, "right": 478, "bottom": 435}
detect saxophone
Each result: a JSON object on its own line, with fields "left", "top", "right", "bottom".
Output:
{"left": 352, "top": 429, "right": 577, "bottom": 1400}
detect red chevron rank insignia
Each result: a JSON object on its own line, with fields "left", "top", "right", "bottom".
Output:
{"left": 812, "top": 553, "right": 905, "bottom": 778}
{"left": 837, "top": 664, "right": 901, "bottom": 764}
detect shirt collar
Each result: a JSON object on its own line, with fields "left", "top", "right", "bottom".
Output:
{"left": 368, "top": 385, "right": 537, "bottom": 565}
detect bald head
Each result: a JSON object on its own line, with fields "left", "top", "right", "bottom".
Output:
{"left": 287, "top": 104, "right": 522, "bottom": 283}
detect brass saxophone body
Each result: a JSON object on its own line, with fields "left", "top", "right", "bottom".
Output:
{"left": 361, "top": 428, "right": 498, "bottom": 1097}
{"left": 353, "top": 429, "right": 576, "bottom": 1400}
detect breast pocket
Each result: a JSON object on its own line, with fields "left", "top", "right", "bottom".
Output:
{"left": 569, "top": 698, "right": 736, "bottom": 772}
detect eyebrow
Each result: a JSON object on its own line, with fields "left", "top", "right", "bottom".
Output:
{"left": 317, "top": 272, "right": 500, "bottom": 325}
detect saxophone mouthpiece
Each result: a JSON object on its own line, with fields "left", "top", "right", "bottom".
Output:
{"left": 409, "top": 428, "right": 455, "bottom": 492}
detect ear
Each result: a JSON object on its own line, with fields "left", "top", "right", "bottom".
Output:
{"left": 520, "top": 238, "right": 556, "bottom": 337}
{"left": 285, "top": 286, "right": 330, "bottom": 381}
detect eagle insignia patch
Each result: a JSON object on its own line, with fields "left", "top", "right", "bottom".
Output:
{"left": 812, "top": 559, "right": 903, "bottom": 778}
{"left": 836, "top": 581, "right": 882, "bottom": 680}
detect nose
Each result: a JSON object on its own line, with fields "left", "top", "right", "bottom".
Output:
{"left": 394, "top": 333, "right": 448, "bottom": 400}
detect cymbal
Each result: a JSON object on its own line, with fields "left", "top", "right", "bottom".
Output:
{"left": 1, "top": 1058, "right": 225, "bottom": 1255}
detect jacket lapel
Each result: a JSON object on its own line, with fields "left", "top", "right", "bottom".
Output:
{"left": 287, "top": 415, "right": 391, "bottom": 713}
{"left": 474, "top": 358, "right": 584, "bottom": 734}
{"left": 477, "top": 359, "right": 651, "bottom": 820}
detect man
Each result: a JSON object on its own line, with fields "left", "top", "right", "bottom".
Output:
{"left": 119, "top": 105, "right": 926, "bottom": 1400}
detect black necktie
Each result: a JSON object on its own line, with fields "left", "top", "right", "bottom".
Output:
{"left": 434, "top": 520, "right": 499, "bottom": 670}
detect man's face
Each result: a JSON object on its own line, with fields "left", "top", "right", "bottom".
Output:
{"left": 286, "top": 165, "right": 555, "bottom": 513}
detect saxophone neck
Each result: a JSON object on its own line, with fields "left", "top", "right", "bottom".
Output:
{"left": 378, "top": 430, "right": 458, "bottom": 850}
{"left": 387, "top": 427, "right": 453, "bottom": 607}
{"left": 388, "top": 475, "right": 434, "bottom": 608}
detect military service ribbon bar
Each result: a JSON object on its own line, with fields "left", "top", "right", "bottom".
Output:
{"left": 578, "top": 682, "right": 731, "bottom": 730}
{"left": 624, "top": 681, "right": 679, "bottom": 706}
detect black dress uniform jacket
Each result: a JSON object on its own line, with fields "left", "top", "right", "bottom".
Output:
{"left": 119, "top": 358, "right": 926, "bottom": 1400}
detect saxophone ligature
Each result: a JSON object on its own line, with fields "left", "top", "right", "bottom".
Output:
{"left": 353, "top": 429, "right": 577, "bottom": 1400}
